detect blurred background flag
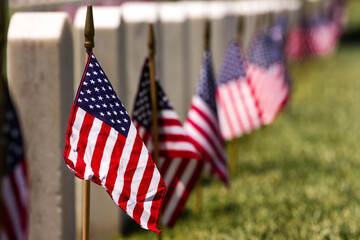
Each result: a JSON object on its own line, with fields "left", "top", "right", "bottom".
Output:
{"left": 132, "top": 58, "right": 203, "bottom": 227}
{"left": 216, "top": 41, "right": 261, "bottom": 141}
{"left": 247, "top": 30, "right": 289, "bottom": 125}
{"left": 63, "top": 52, "right": 166, "bottom": 233}
{"left": 185, "top": 50, "right": 228, "bottom": 185}
{"left": 1, "top": 83, "right": 28, "bottom": 240}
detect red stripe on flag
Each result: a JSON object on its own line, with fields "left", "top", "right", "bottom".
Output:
{"left": 161, "top": 160, "right": 188, "bottom": 213}
{"left": 105, "top": 133, "right": 126, "bottom": 195}
{"left": 132, "top": 154, "right": 155, "bottom": 225}
{"left": 75, "top": 113, "right": 95, "bottom": 179}
{"left": 216, "top": 90, "right": 236, "bottom": 137}
{"left": 118, "top": 134, "right": 143, "bottom": 211}
{"left": 237, "top": 81, "right": 255, "bottom": 130}
{"left": 190, "top": 105, "right": 221, "bottom": 140}
{"left": 159, "top": 134, "right": 190, "bottom": 142}
{"left": 186, "top": 118, "right": 224, "bottom": 163}
{"left": 90, "top": 123, "right": 111, "bottom": 185}
{"left": 147, "top": 179, "right": 166, "bottom": 232}
{"left": 166, "top": 160, "right": 203, "bottom": 227}
{"left": 158, "top": 118, "right": 182, "bottom": 126}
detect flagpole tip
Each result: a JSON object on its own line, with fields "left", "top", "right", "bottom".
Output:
{"left": 84, "top": 5, "right": 95, "bottom": 50}
{"left": 148, "top": 23, "right": 155, "bottom": 57}
{"left": 204, "top": 20, "right": 211, "bottom": 51}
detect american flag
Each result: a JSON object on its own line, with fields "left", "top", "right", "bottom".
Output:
{"left": 286, "top": 2, "right": 342, "bottom": 60}
{"left": 307, "top": 13, "right": 339, "bottom": 56}
{"left": 63, "top": 52, "right": 166, "bottom": 233}
{"left": 1, "top": 85, "right": 28, "bottom": 240}
{"left": 269, "top": 16, "right": 288, "bottom": 52}
{"left": 247, "top": 32, "right": 289, "bottom": 125}
{"left": 132, "top": 58, "right": 203, "bottom": 227}
{"left": 185, "top": 51, "right": 228, "bottom": 185}
{"left": 216, "top": 41, "right": 261, "bottom": 141}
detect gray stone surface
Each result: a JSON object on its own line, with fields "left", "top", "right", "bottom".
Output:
{"left": 158, "top": 2, "right": 187, "bottom": 120}
{"left": 120, "top": 2, "right": 159, "bottom": 111}
{"left": 7, "top": 12, "right": 75, "bottom": 240}
{"left": 183, "top": 1, "right": 207, "bottom": 114}
{"left": 73, "top": 6, "right": 123, "bottom": 240}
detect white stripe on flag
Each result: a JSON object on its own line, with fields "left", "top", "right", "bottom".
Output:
{"left": 126, "top": 142, "right": 148, "bottom": 216}
{"left": 162, "top": 158, "right": 182, "bottom": 186}
{"left": 112, "top": 122, "right": 138, "bottom": 207}
{"left": 99, "top": 127, "right": 118, "bottom": 185}
{"left": 159, "top": 109, "right": 181, "bottom": 120}
{"left": 187, "top": 109, "right": 223, "bottom": 152}
{"left": 192, "top": 96, "right": 218, "bottom": 128}
{"left": 68, "top": 107, "right": 86, "bottom": 166}
{"left": 185, "top": 123, "right": 227, "bottom": 177}
{"left": 83, "top": 117, "right": 102, "bottom": 179}
{"left": 140, "top": 166, "right": 161, "bottom": 229}
{"left": 240, "top": 81, "right": 261, "bottom": 128}
{"left": 216, "top": 96, "right": 232, "bottom": 140}
{"left": 229, "top": 81, "right": 251, "bottom": 133}
{"left": 159, "top": 141, "right": 198, "bottom": 153}
{"left": 161, "top": 159, "right": 197, "bottom": 225}
{"left": 218, "top": 85, "right": 242, "bottom": 136}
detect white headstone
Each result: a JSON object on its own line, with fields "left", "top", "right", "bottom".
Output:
{"left": 183, "top": 1, "right": 207, "bottom": 113}
{"left": 207, "top": 1, "right": 236, "bottom": 74}
{"left": 73, "top": 6, "right": 123, "bottom": 240}
{"left": 7, "top": 12, "right": 75, "bottom": 240}
{"left": 158, "top": 2, "right": 188, "bottom": 120}
{"left": 120, "top": 2, "right": 159, "bottom": 111}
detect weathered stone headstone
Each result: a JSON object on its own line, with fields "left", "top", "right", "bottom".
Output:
{"left": 183, "top": 1, "right": 207, "bottom": 113}
{"left": 120, "top": 2, "right": 159, "bottom": 111}
{"left": 7, "top": 12, "right": 75, "bottom": 240}
{"left": 207, "top": 1, "right": 237, "bottom": 74}
{"left": 73, "top": 6, "right": 123, "bottom": 240}
{"left": 158, "top": 2, "right": 188, "bottom": 120}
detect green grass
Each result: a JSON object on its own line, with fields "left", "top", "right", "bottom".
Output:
{"left": 114, "top": 4, "right": 360, "bottom": 240}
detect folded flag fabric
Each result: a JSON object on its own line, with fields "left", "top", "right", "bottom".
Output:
{"left": 185, "top": 50, "right": 229, "bottom": 185}
{"left": 1, "top": 83, "right": 29, "bottom": 240}
{"left": 63, "top": 52, "right": 166, "bottom": 233}
{"left": 132, "top": 58, "right": 203, "bottom": 227}
{"left": 216, "top": 41, "right": 261, "bottom": 141}
{"left": 247, "top": 32, "right": 289, "bottom": 125}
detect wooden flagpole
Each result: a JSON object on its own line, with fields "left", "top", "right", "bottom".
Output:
{"left": 227, "top": 16, "right": 247, "bottom": 178}
{"left": 194, "top": 20, "right": 211, "bottom": 217}
{"left": 147, "top": 23, "right": 162, "bottom": 240}
{"left": 82, "top": 5, "right": 94, "bottom": 240}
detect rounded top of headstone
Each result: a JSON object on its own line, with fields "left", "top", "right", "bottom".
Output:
{"left": 74, "top": 6, "right": 121, "bottom": 29}
{"left": 182, "top": 1, "right": 207, "bottom": 19}
{"left": 159, "top": 2, "right": 186, "bottom": 22}
{"left": 121, "top": 2, "right": 158, "bottom": 23}
{"left": 286, "top": 0, "right": 302, "bottom": 11}
{"left": 207, "top": 1, "right": 232, "bottom": 19}
{"left": 8, "top": 12, "right": 70, "bottom": 40}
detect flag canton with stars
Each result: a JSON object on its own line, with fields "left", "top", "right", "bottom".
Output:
{"left": 2, "top": 92, "right": 25, "bottom": 175}
{"left": 269, "top": 16, "right": 287, "bottom": 49}
{"left": 132, "top": 58, "right": 172, "bottom": 131}
{"left": 248, "top": 32, "right": 283, "bottom": 68}
{"left": 76, "top": 53, "right": 131, "bottom": 137}
{"left": 197, "top": 51, "right": 217, "bottom": 114}
{"left": 217, "top": 41, "right": 247, "bottom": 85}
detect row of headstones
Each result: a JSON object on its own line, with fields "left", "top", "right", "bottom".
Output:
{"left": 7, "top": 1, "right": 304, "bottom": 239}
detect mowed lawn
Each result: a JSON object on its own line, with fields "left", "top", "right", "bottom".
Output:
{"left": 115, "top": 5, "right": 360, "bottom": 240}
